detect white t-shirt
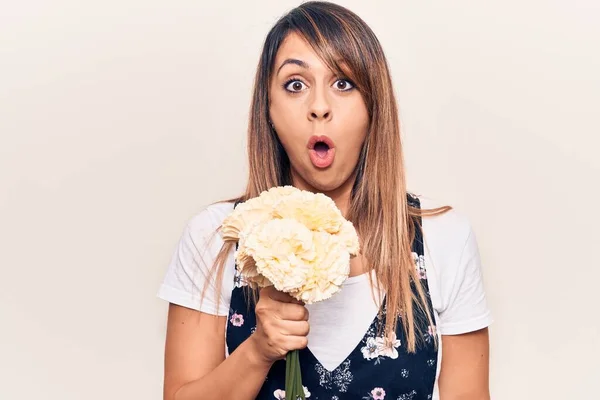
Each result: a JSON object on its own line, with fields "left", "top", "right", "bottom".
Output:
{"left": 157, "top": 196, "right": 493, "bottom": 399}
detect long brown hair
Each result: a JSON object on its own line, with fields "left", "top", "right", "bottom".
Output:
{"left": 205, "top": 1, "right": 450, "bottom": 352}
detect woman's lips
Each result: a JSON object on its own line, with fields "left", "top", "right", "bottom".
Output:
{"left": 307, "top": 135, "right": 335, "bottom": 168}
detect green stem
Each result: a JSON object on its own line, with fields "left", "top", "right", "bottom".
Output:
{"left": 285, "top": 350, "right": 305, "bottom": 400}
{"left": 294, "top": 350, "right": 304, "bottom": 400}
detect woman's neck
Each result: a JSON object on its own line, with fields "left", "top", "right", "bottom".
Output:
{"left": 290, "top": 171, "right": 355, "bottom": 217}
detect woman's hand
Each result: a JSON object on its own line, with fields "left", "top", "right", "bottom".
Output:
{"left": 247, "top": 286, "right": 310, "bottom": 365}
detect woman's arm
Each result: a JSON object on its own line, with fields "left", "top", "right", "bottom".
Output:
{"left": 163, "top": 286, "right": 310, "bottom": 400}
{"left": 163, "top": 304, "right": 271, "bottom": 400}
{"left": 437, "top": 328, "right": 490, "bottom": 400}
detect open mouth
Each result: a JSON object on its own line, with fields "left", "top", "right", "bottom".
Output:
{"left": 307, "top": 135, "right": 336, "bottom": 168}
{"left": 308, "top": 135, "right": 335, "bottom": 150}
{"left": 313, "top": 141, "right": 330, "bottom": 158}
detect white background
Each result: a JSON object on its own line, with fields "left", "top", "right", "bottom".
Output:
{"left": 1, "top": 1, "right": 599, "bottom": 399}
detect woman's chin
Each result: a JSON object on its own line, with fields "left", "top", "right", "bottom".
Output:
{"left": 302, "top": 173, "right": 354, "bottom": 195}
{"left": 290, "top": 163, "right": 356, "bottom": 194}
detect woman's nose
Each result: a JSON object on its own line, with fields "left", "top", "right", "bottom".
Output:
{"left": 308, "top": 89, "right": 332, "bottom": 122}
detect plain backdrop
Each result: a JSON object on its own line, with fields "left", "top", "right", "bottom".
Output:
{"left": 1, "top": 0, "right": 599, "bottom": 399}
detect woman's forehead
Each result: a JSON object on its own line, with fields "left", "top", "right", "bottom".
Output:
{"left": 274, "top": 32, "right": 327, "bottom": 72}
{"left": 273, "top": 32, "right": 355, "bottom": 83}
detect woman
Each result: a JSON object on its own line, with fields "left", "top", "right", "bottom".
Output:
{"left": 158, "top": 2, "right": 493, "bottom": 399}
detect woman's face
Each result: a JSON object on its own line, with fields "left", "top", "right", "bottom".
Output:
{"left": 269, "top": 32, "right": 369, "bottom": 196}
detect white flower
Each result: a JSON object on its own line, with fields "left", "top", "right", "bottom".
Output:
{"left": 273, "top": 190, "right": 344, "bottom": 234}
{"left": 273, "top": 386, "right": 310, "bottom": 399}
{"left": 222, "top": 186, "right": 301, "bottom": 241}
{"left": 375, "top": 332, "right": 401, "bottom": 359}
{"left": 224, "top": 186, "right": 360, "bottom": 304}
{"left": 337, "top": 219, "right": 360, "bottom": 256}
{"left": 237, "top": 218, "right": 315, "bottom": 291}
{"left": 361, "top": 337, "right": 380, "bottom": 360}
{"left": 289, "top": 231, "right": 351, "bottom": 304}
{"left": 234, "top": 247, "right": 269, "bottom": 287}
{"left": 303, "top": 386, "right": 311, "bottom": 398}
{"left": 259, "top": 185, "right": 301, "bottom": 206}
{"left": 222, "top": 201, "right": 271, "bottom": 241}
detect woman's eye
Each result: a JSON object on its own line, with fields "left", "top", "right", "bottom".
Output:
{"left": 334, "top": 79, "right": 354, "bottom": 91}
{"left": 285, "top": 80, "right": 307, "bottom": 92}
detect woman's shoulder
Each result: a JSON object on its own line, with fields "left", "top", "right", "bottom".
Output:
{"left": 416, "top": 195, "right": 474, "bottom": 245}
{"left": 415, "top": 194, "right": 479, "bottom": 276}
{"left": 186, "top": 201, "right": 235, "bottom": 236}
{"left": 415, "top": 195, "right": 493, "bottom": 334}
{"left": 157, "top": 201, "right": 236, "bottom": 315}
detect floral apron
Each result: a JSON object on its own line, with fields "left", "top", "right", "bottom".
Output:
{"left": 226, "top": 195, "right": 438, "bottom": 400}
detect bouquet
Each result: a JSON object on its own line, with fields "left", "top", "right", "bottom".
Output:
{"left": 221, "top": 186, "right": 360, "bottom": 400}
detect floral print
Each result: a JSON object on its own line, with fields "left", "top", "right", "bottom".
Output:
{"left": 412, "top": 252, "right": 427, "bottom": 280}
{"left": 233, "top": 270, "right": 247, "bottom": 288}
{"left": 425, "top": 325, "right": 437, "bottom": 343}
{"left": 376, "top": 332, "right": 401, "bottom": 359}
{"left": 361, "top": 331, "right": 401, "bottom": 362}
{"left": 397, "top": 390, "right": 417, "bottom": 400}
{"left": 427, "top": 325, "right": 436, "bottom": 336}
{"left": 229, "top": 313, "right": 244, "bottom": 327}
{"left": 314, "top": 360, "right": 353, "bottom": 393}
{"left": 273, "top": 386, "right": 311, "bottom": 399}
{"left": 361, "top": 337, "right": 379, "bottom": 360}
{"left": 303, "top": 387, "right": 311, "bottom": 398}
{"left": 371, "top": 387, "right": 387, "bottom": 399}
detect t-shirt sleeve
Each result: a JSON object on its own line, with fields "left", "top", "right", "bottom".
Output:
{"left": 157, "top": 207, "right": 231, "bottom": 316}
{"left": 436, "top": 225, "right": 494, "bottom": 335}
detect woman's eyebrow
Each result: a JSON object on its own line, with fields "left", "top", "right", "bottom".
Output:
{"left": 277, "top": 58, "right": 310, "bottom": 75}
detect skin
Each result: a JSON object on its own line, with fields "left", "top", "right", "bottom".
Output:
{"left": 164, "top": 288, "right": 307, "bottom": 400}
{"left": 269, "top": 32, "right": 369, "bottom": 217}
{"left": 438, "top": 328, "right": 491, "bottom": 399}
{"left": 162, "top": 32, "right": 490, "bottom": 400}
